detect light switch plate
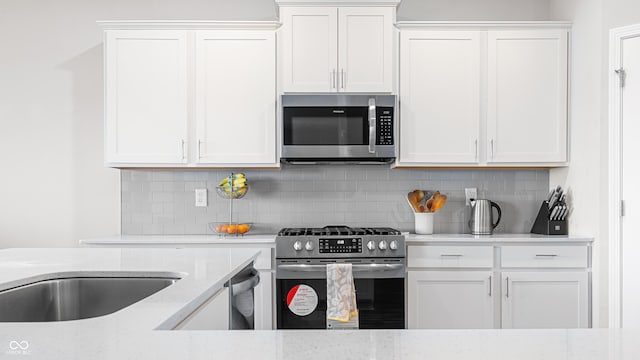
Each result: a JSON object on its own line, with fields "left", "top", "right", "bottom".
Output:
{"left": 465, "top": 188, "right": 477, "bottom": 206}
{"left": 195, "top": 189, "right": 207, "bottom": 207}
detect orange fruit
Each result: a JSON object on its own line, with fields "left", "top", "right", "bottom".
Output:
{"left": 237, "top": 224, "right": 250, "bottom": 234}
{"left": 215, "top": 225, "right": 225, "bottom": 233}
{"left": 226, "top": 225, "right": 237, "bottom": 234}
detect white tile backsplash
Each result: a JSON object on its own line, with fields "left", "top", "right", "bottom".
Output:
{"left": 121, "top": 165, "right": 549, "bottom": 235}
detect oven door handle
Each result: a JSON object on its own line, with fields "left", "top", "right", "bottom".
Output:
{"left": 277, "top": 264, "right": 404, "bottom": 272}
{"left": 368, "top": 98, "right": 376, "bottom": 154}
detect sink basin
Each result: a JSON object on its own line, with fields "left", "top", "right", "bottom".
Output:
{"left": 0, "top": 275, "right": 179, "bottom": 322}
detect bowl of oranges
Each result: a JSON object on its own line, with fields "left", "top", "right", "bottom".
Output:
{"left": 209, "top": 222, "right": 252, "bottom": 236}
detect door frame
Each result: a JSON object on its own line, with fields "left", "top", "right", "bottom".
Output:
{"left": 608, "top": 23, "right": 640, "bottom": 329}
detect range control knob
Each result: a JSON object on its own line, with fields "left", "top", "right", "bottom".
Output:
{"left": 389, "top": 240, "right": 398, "bottom": 251}
{"left": 305, "top": 241, "right": 314, "bottom": 251}
{"left": 367, "top": 241, "right": 376, "bottom": 251}
{"left": 293, "top": 241, "right": 302, "bottom": 251}
{"left": 378, "top": 240, "right": 388, "bottom": 250}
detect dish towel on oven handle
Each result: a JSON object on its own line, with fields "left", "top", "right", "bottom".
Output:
{"left": 326, "top": 263, "right": 358, "bottom": 324}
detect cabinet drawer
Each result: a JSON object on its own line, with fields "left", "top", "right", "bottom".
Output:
{"left": 501, "top": 246, "right": 588, "bottom": 268}
{"left": 408, "top": 245, "right": 493, "bottom": 268}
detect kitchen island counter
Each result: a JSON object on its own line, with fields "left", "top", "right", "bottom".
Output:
{"left": 1, "top": 325, "right": 639, "bottom": 359}
{"left": 0, "top": 249, "right": 638, "bottom": 359}
{"left": 0, "top": 248, "right": 261, "bottom": 334}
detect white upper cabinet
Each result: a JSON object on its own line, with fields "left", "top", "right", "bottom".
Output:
{"left": 105, "top": 30, "right": 188, "bottom": 164}
{"left": 338, "top": 7, "right": 393, "bottom": 92}
{"left": 487, "top": 30, "right": 568, "bottom": 164}
{"left": 399, "top": 31, "right": 481, "bottom": 164}
{"left": 280, "top": 6, "right": 394, "bottom": 93}
{"left": 396, "top": 23, "right": 570, "bottom": 167}
{"left": 280, "top": 7, "right": 338, "bottom": 92}
{"left": 195, "top": 30, "right": 277, "bottom": 165}
{"left": 102, "top": 22, "right": 279, "bottom": 168}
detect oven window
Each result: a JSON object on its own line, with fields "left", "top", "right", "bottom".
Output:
{"left": 283, "top": 107, "right": 369, "bottom": 145}
{"left": 276, "top": 278, "right": 404, "bottom": 329}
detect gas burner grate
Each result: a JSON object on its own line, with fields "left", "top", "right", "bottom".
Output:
{"left": 277, "top": 226, "right": 401, "bottom": 237}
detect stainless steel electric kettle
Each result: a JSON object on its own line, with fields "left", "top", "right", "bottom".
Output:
{"left": 469, "top": 199, "right": 502, "bottom": 235}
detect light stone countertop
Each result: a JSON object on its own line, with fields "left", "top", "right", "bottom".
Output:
{"left": 79, "top": 234, "right": 276, "bottom": 246}
{"left": 406, "top": 233, "right": 594, "bottom": 244}
{"left": 80, "top": 233, "right": 594, "bottom": 247}
{"left": 1, "top": 248, "right": 638, "bottom": 359}
{"left": 0, "top": 248, "right": 260, "bottom": 332}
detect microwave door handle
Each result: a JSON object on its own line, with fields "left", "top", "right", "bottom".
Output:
{"left": 368, "top": 98, "right": 376, "bottom": 154}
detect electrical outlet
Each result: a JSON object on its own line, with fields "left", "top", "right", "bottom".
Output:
{"left": 465, "top": 188, "right": 477, "bottom": 206}
{"left": 195, "top": 189, "right": 207, "bottom": 207}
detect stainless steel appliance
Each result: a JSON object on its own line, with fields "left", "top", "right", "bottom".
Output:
{"left": 469, "top": 199, "right": 502, "bottom": 235}
{"left": 275, "top": 226, "right": 405, "bottom": 329}
{"left": 280, "top": 95, "right": 397, "bottom": 164}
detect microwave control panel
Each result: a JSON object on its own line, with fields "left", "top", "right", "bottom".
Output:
{"left": 377, "top": 107, "right": 394, "bottom": 145}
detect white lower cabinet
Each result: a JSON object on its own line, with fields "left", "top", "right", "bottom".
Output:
{"left": 408, "top": 271, "right": 494, "bottom": 329}
{"left": 175, "top": 287, "right": 230, "bottom": 330}
{"left": 501, "top": 271, "right": 589, "bottom": 329}
{"left": 407, "top": 242, "right": 591, "bottom": 329}
{"left": 254, "top": 270, "right": 274, "bottom": 330}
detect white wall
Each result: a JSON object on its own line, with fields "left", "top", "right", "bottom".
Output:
{"left": 549, "top": 0, "right": 640, "bottom": 328}
{"left": 549, "top": 0, "right": 605, "bottom": 326}
{"left": 0, "top": 0, "right": 277, "bottom": 248}
{"left": 397, "top": 0, "right": 550, "bottom": 20}
{"left": 0, "top": 0, "right": 554, "bottom": 248}
{"left": 601, "top": 0, "right": 640, "bottom": 327}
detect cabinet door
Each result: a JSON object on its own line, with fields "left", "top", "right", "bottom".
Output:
{"left": 254, "top": 270, "right": 273, "bottom": 330}
{"left": 399, "top": 31, "right": 481, "bottom": 164}
{"left": 338, "top": 7, "right": 393, "bottom": 93}
{"left": 195, "top": 30, "right": 277, "bottom": 165}
{"left": 105, "top": 30, "right": 188, "bottom": 164}
{"left": 408, "top": 271, "right": 494, "bottom": 329}
{"left": 487, "top": 30, "right": 568, "bottom": 163}
{"left": 176, "top": 287, "right": 229, "bottom": 330}
{"left": 281, "top": 7, "right": 338, "bottom": 93}
{"left": 502, "top": 272, "right": 588, "bottom": 328}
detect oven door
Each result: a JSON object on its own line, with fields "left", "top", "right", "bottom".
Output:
{"left": 276, "top": 261, "right": 405, "bottom": 329}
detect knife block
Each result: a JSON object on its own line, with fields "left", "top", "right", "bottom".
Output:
{"left": 530, "top": 201, "right": 568, "bottom": 235}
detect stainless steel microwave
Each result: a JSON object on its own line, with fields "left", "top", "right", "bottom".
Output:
{"left": 280, "top": 95, "right": 397, "bottom": 164}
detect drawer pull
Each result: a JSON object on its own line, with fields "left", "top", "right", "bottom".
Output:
{"left": 505, "top": 277, "right": 509, "bottom": 298}
{"left": 535, "top": 254, "right": 558, "bottom": 258}
{"left": 440, "top": 254, "right": 463, "bottom": 257}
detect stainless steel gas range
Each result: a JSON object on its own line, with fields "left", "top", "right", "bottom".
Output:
{"left": 275, "top": 226, "right": 406, "bottom": 329}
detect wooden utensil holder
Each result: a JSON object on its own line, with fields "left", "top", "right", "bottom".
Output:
{"left": 530, "top": 201, "right": 568, "bottom": 235}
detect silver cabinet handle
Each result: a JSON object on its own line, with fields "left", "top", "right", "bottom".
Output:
{"left": 368, "top": 98, "right": 376, "bottom": 154}
{"left": 505, "top": 277, "right": 509, "bottom": 298}
{"left": 331, "top": 69, "right": 336, "bottom": 89}
{"left": 340, "top": 69, "right": 345, "bottom": 89}
{"left": 440, "top": 254, "right": 463, "bottom": 257}
{"left": 181, "top": 139, "right": 186, "bottom": 160}
{"left": 535, "top": 254, "right": 558, "bottom": 258}
{"left": 197, "top": 140, "right": 202, "bottom": 159}
{"left": 490, "top": 139, "right": 495, "bottom": 160}
{"left": 475, "top": 139, "right": 478, "bottom": 161}
{"left": 488, "top": 275, "right": 492, "bottom": 296}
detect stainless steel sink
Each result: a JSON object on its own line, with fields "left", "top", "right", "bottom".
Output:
{"left": 0, "top": 276, "right": 179, "bottom": 322}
